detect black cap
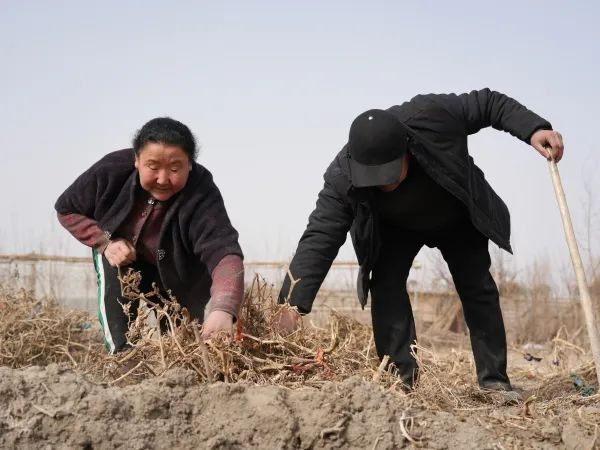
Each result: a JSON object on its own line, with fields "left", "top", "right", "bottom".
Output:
{"left": 347, "top": 109, "right": 409, "bottom": 187}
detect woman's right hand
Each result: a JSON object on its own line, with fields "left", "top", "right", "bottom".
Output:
{"left": 103, "top": 239, "right": 137, "bottom": 267}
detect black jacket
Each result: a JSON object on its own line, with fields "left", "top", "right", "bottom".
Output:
{"left": 55, "top": 149, "right": 243, "bottom": 313}
{"left": 279, "top": 89, "right": 552, "bottom": 313}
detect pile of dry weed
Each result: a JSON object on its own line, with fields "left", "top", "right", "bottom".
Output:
{"left": 0, "top": 273, "right": 597, "bottom": 414}
{"left": 0, "top": 287, "right": 102, "bottom": 367}
{"left": 82, "top": 271, "right": 384, "bottom": 388}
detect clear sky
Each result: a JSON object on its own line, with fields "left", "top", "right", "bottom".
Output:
{"left": 1, "top": 1, "right": 599, "bottom": 281}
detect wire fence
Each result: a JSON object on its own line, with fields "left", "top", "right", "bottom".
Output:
{"left": 0, "top": 253, "right": 591, "bottom": 343}
{"left": 0, "top": 253, "right": 367, "bottom": 313}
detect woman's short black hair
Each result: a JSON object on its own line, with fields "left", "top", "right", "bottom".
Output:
{"left": 133, "top": 117, "right": 198, "bottom": 161}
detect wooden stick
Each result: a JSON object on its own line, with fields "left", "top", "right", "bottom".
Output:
{"left": 320, "top": 413, "right": 350, "bottom": 439}
{"left": 156, "top": 320, "right": 166, "bottom": 370}
{"left": 32, "top": 404, "right": 58, "bottom": 418}
{"left": 192, "top": 321, "right": 214, "bottom": 383}
{"left": 372, "top": 355, "right": 390, "bottom": 382}
{"left": 548, "top": 157, "right": 600, "bottom": 385}
{"left": 399, "top": 411, "right": 421, "bottom": 444}
{"left": 108, "top": 361, "right": 143, "bottom": 385}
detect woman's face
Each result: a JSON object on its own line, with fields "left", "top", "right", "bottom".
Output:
{"left": 135, "top": 142, "right": 191, "bottom": 201}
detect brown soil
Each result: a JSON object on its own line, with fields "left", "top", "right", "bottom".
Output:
{"left": 1, "top": 285, "right": 598, "bottom": 449}
{"left": 0, "top": 357, "right": 598, "bottom": 450}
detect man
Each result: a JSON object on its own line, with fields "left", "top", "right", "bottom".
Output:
{"left": 277, "top": 89, "right": 564, "bottom": 390}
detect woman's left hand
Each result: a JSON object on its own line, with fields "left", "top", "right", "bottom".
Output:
{"left": 201, "top": 310, "right": 234, "bottom": 338}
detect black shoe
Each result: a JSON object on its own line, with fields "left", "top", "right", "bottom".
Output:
{"left": 389, "top": 362, "right": 419, "bottom": 390}
{"left": 480, "top": 381, "right": 522, "bottom": 404}
{"left": 480, "top": 380, "right": 512, "bottom": 391}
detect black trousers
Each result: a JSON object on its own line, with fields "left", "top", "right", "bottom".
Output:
{"left": 370, "top": 221, "right": 510, "bottom": 388}
{"left": 92, "top": 250, "right": 202, "bottom": 353}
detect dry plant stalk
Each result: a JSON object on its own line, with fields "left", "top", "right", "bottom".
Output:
{"left": 1, "top": 273, "right": 598, "bottom": 427}
{"left": 0, "top": 287, "right": 102, "bottom": 368}
{"left": 82, "top": 272, "right": 383, "bottom": 387}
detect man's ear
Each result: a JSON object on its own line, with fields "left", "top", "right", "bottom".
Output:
{"left": 134, "top": 155, "right": 140, "bottom": 169}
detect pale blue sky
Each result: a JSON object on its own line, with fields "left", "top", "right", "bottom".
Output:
{"left": 1, "top": 1, "right": 599, "bottom": 279}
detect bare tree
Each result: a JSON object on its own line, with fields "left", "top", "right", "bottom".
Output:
{"left": 490, "top": 246, "right": 522, "bottom": 297}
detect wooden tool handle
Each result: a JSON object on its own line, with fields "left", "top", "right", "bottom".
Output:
{"left": 548, "top": 157, "right": 600, "bottom": 385}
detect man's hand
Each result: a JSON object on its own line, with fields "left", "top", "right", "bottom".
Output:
{"left": 202, "top": 310, "right": 234, "bottom": 338}
{"left": 272, "top": 307, "right": 302, "bottom": 335}
{"left": 530, "top": 129, "right": 564, "bottom": 162}
{"left": 103, "top": 239, "right": 136, "bottom": 267}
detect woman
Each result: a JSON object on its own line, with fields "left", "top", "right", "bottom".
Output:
{"left": 56, "top": 117, "right": 244, "bottom": 353}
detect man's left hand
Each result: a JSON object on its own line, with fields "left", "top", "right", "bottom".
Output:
{"left": 530, "top": 129, "right": 564, "bottom": 162}
{"left": 201, "top": 310, "right": 234, "bottom": 338}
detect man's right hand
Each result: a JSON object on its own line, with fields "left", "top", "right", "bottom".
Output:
{"left": 103, "top": 239, "right": 136, "bottom": 267}
{"left": 272, "top": 307, "right": 302, "bottom": 335}
{"left": 530, "top": 129, "right": 564, "bottom": 162}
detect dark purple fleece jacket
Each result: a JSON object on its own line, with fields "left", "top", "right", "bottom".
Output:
{"left": 56, "top": 149, "right": 243, "bottom": 318}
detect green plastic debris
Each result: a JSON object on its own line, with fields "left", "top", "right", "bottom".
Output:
{"left": 570, "top": 374, "right": 597, "bottom": 397}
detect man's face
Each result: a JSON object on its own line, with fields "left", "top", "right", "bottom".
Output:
{"left": 134, "top": 142, "right": 191, "bottom": 201}
{"left": 378, "top": 152, "right": 410, "bottom": 192}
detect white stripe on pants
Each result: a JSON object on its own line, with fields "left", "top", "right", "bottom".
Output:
{"left": 93, "top": 249, "right": 116, "bottom": 353}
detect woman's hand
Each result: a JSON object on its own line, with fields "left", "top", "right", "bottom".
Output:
{"left": 103, "top": 239, "right": 137, "bottom": 267}
{"left": 202, "top": 310, "right": 234, "bottom": 338}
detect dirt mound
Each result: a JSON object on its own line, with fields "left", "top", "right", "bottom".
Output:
{"left": 0, "top": 365, "right": 410, "bottom": 449}
{"left": 1, "top": 285, "right": 599, "bottom": 449}
{"left": 1, "top": 363, "right": 598, "bottom": 450}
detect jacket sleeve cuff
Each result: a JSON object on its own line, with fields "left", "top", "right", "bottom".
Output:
{"left": 209, "top": 254, "right": 244, "bottom": 321}
{"left": 57, "top": 212, "right": 111, "bottom": 251}
{"left": 525, "top": 124, "right": 553, "bottom": 143}
{"left": 209, "top": 301, "right": 240, "bottom": 321}
{"left": 95, "top": 235, "right": 111, "bottom": 254}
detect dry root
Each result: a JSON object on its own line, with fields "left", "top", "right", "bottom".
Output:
{"left": 0, "top": 287, "right": 102, "bottom": 368}
{"left": 80, "top": 271, "right": 384, "bottom": 387}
